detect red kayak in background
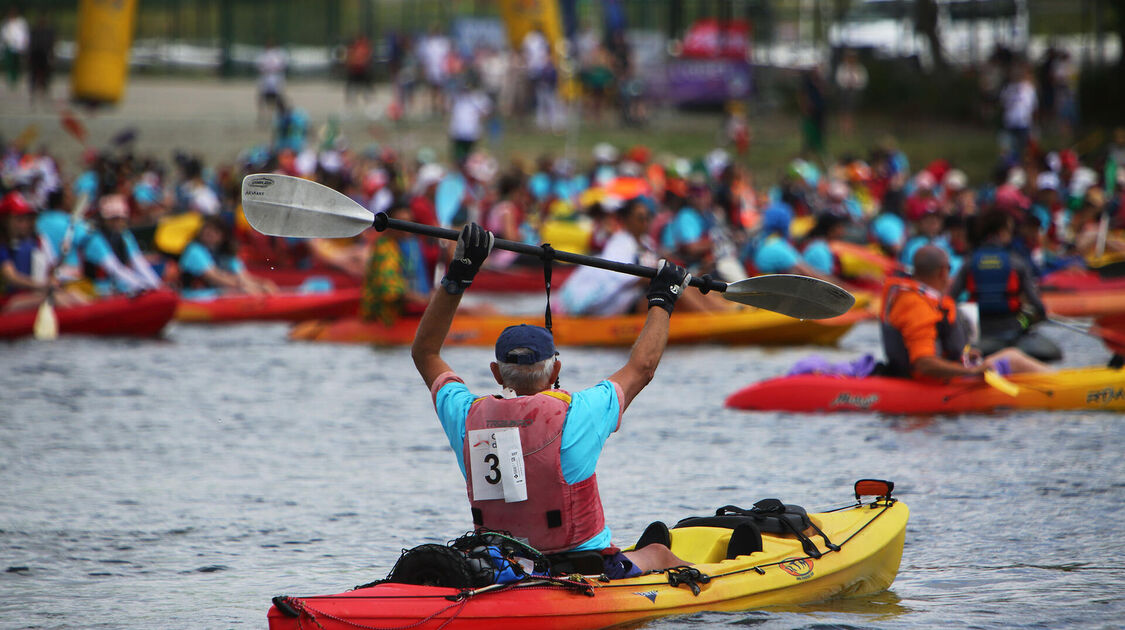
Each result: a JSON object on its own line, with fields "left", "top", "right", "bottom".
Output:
{"left": 1040, "top": 269, "right": 1125, "bottom": 293}
{"left": 244, "top": 264, "right": 361, "bottom": 289}
{"left": 0, "top": 290, "right": 179, "bottom": 340}
{"left": 1093, "top": 313, "right": 1125, "bottom": 355}
{"left": 174, "top": 288, "right": 360, "bottom": 323}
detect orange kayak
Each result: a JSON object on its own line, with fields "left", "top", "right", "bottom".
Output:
{"left": 289, "top": 305, "right": 872, "bottom": 347}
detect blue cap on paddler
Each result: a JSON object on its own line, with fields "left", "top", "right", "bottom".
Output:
{"left": 495, "top": 324, "right": 556, "bottom": 364}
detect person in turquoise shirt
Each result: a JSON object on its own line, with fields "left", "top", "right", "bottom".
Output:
{"left": 751, "top": 203, "right": 834, "bottom": 280}
{"left": 178, "top": 216, "right": 275, "bottom": 298}
{"left": 801, "top": 213, "right": 849, "bottom": 277}
{"left": 900, "top": 208, "right": 961, "bottom": 274}
{"left": 79, "top": 195, "right": 163, "bottom": 295}
{"left": 413, "top": 222, "right": 694, "bottom": 577}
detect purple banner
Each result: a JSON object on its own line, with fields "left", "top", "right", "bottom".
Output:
{"left": 663, "top": 58, "right": 753, "bottom": 104}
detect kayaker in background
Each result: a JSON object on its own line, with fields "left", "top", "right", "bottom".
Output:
{"left": 0, "top": 190, "right": 86, "bottom": 312}
{"left": 412, "top": 223, "right": 693, "bottom": 578}
{"left": 949, "top": 211, "right": 1059, "bottom": 362}
{"left": 559, "top": 197, "right": 660, "bottom": 316}
{"left": 880, "top": 245, "right": 1049, "bottom": 380}
{"left": 559, "top": 197, "right": 724, "bottom": 315}
{"left": 178, "top": 216, "right": 277, "bottom": 298}
{"left": 359, "top": 203, "right": 431, "bottom": 325}
{"left": 79, "top": 194, "right": 164, "bottom": 296}
{"left": 749, "top": 202, "right": 837, "bottom": 282}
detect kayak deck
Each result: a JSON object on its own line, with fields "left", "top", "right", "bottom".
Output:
{"left": 725, "top": 366, "right": 1125, "bottom": 414}
{"left": 268, "top": 496, "right": 907, "bottom": 630}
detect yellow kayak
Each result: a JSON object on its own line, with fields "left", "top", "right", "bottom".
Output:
{"left": 268, "top": 480, "right": 907, "bottom": 630}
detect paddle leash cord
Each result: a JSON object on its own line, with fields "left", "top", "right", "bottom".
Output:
{"left": 540, "top": 243, "right": 562, "bottom": 389}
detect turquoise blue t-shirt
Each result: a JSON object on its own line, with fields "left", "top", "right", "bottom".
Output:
{"left": 753, "top": 234, "right": 801, "bottom": 273}
{"left": 661, "top": 206, "right": 706, "bottom": 251}
{"left": 179, "top": 242, "right": 245, "bottom": 298}
{"left": 900, "top": 235, "right": 962, "bottom": 274}
{"left": 82, "top": 230, "right": 144, "bottom": 294}
{"left": 871, "top": 213, "right": 906, "bottom": 249}
{"left": 434, "top": 378, "right": 622, "bottom": 551}
{"left": 36, "top": 210, "right": 89, "bottom": 266}
{"left": 802, "top": 238, "right": 835, "bottom": 275}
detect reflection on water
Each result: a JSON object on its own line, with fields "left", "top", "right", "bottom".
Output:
{"left": 2, "top": 319, "right": 1124, "bottom": 629}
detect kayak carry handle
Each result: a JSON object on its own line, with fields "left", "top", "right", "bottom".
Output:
{"left": 854, "top": 479, "right": 894, "bottom": 501}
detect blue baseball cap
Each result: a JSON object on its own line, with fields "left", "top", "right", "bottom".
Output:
{"left": 495, "top": 325, "right": 556, "bottom": 365}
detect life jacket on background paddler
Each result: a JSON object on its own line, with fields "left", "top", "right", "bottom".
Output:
{"left": 965, "top": 244, "right": 1020, "bottom": 316}
{"left": 461, "top": 389, "right": 606, "bottom": 555}
{"left": 880, "top": 275, "right": 967, "bottom": 378}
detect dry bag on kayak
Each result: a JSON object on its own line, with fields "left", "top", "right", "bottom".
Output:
{"left": 377, "top": 531, "right": 549, "bottom": 589}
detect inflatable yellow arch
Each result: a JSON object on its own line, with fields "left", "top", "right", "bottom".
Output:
{"left": 71, "top": 0, "right": 138, "bottom": 104}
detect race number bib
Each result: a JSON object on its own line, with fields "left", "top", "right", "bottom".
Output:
{"left": 468, "top": 428, "right": 527, "bottom": 503}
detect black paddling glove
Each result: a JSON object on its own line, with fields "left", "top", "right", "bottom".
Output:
{"left": 646, "top": 259, "right": 691, "bottom": 314}
{"left": 441, "top": 223, "right": 494, "bottom": 295}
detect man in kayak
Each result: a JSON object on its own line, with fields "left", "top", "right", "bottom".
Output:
{"left": 881, "top": 244, "right": 1049, "bottom": 379}
{"left": 949, "top": 211, "right": 1059, "bottom": 362}
{"left": 412, "top": 223, "right": 691, "bottom": 578}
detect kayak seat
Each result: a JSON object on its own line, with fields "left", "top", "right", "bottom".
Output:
{"left": 674, "top": 502, "right": 811, "bottom": 536}
{"left": 635, "top": 521, "right": 671, "bottom": 550}
{"left": 725, "top": 522, "right": 764, "bottom": 559}
{"left": 546, "top": 551, "right": 606, "bottom": 577}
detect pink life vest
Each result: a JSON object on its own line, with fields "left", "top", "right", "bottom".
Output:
{"left": 462, "top": 390, "right": 606, "bottom": 554}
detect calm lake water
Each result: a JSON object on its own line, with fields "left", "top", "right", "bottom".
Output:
{"left": 2, "top": 314, "right": 1123, "bottom": 630}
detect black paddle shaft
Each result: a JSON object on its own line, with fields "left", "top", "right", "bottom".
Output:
{"left": 373, "top": 214, "right": 729, "bottom": 293}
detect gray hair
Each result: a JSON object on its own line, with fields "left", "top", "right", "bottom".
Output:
{"left": 497, "top": 348, "right": 557, "bottom": 392}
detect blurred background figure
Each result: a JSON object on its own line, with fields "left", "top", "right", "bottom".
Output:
{"left": 343, "top": 32, "right": 373, "bottom": 107}
{"left": 835, "top": 50, "right": 867, "bottom": 138}
{"left": 1, "top": 5, "right": 28, "bottom": 93}
{"left": 27, "top": 9, "right": 54, "bottom": 105}
{"left": 256, "top": 39, "right": 288, "bottom": 126}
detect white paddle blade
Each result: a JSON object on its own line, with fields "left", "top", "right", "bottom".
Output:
{"left": 33, "top": 299, "right": 59, "bottom": 341}
{"left": 723, "top": 274, "right": 856, "bottom": 320}
{"left": 241, "top": 174, "right": 374, "bottom": 238}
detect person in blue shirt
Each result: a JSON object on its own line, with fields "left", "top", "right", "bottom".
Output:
{"left": 900, "top": 208, "right": 961, "bottom": 274}
{"left": 1, "top": 191, "right": 86, "bottom": 312}
{"left": 178, "top": 216, "right": 276, "bottom": 298}
{"left": 801, "top": 213, "right": 848, "bottom": 278}
{"left": 751, "top": 202, "right": 834, "bottom": 280}
{"left": 79, "top": 194, "right": 163, "bottom": 296}
{"left": 412, "top": 223, "right": 696, "bottom": 578}
{"left": 36, "top": 188, "right": 88, "bottom": 276}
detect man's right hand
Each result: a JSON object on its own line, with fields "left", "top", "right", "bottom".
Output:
{"left": 441, "top": 223, "right": 494, "bottom": 295}
{"left": 646, "top": 259, "right": 690, "bottom": 314}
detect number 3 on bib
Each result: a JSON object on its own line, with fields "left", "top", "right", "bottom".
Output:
{"left": 468, "top": 428, "right": 528, "bottom": 503}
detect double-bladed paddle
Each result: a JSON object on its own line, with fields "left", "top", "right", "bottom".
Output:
{"left": 240, "top": 174, "right": 856, "bottom": 320}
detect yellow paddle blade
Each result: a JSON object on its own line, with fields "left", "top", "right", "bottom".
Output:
{"left": 984, "top": 370, "right": 1019, "bottom": 397}
{"left": 155, "top": 212, "right": 203, "bottom": 255}
{"left": 33, "top": 299, "right": 59, "bottom": 341}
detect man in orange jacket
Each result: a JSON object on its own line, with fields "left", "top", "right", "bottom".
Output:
{"left": 880, "top": 245, "right": 1049, "bottom": 379}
